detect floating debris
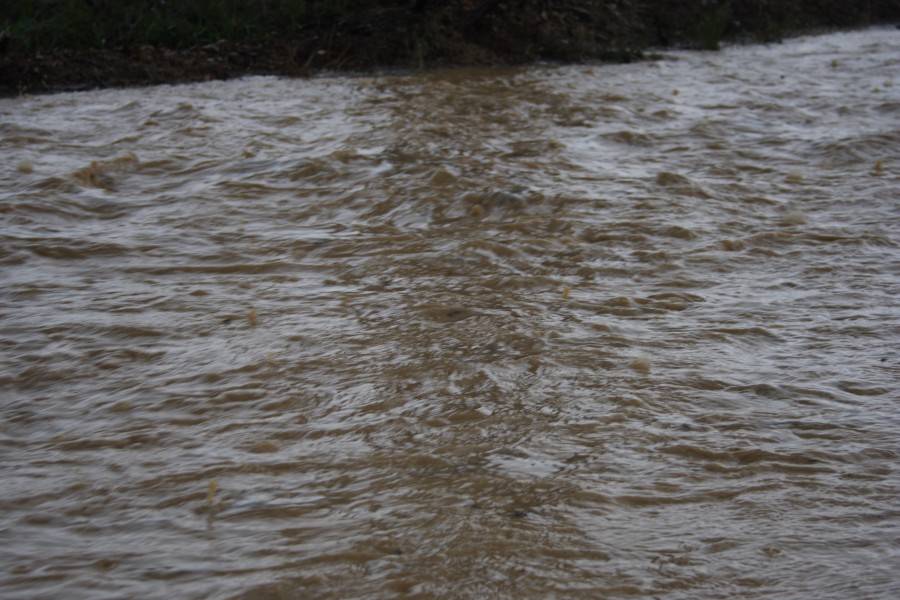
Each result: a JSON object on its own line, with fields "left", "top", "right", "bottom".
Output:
{"left": 429, "top": 167, "right": 456, "bottom": 185}
{"left": 206, "top": 480, "right": 218, "bottom": 507}
{"left": 630, "top": 357, "right": 652, "bottom": 372}
{"left": 780, "top": 210, "right": 807, "bottom": 226}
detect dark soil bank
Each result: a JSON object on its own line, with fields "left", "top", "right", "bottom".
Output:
{"left": 2, "top": 0, "right": 898, "bottom": 96}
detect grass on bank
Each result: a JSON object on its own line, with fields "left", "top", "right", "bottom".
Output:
{"left": 1, "top": 0, "right": 371, "bottom": 53}
{"left": 1, "top": 0, "right": 894, "bottom": 59}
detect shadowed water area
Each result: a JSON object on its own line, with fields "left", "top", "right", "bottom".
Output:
{"left": 1, "top": 28, "right": 899, "bottom": 599}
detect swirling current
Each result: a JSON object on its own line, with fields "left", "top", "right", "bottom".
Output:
{"left": 1, "top": 28, "right": 899, "bottom": 600}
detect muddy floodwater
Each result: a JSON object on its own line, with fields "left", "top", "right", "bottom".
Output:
{"left": 2, "top": 28, "right": 899, "bottom": 599}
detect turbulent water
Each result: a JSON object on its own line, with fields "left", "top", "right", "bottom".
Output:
{"left": 2, "top": 28, "right": 899, "bottom": 599}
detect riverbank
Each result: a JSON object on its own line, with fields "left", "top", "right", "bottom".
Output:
{"left": 2, "top": 0, "right": 898, "bottom": 96}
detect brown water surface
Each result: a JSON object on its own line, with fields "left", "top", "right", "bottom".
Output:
{"left": 1, "top": 28, "right": 899, "bottom": 599}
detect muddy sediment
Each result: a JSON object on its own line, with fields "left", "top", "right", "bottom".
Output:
{"left": 2, "top": 27, "right": 899, "bottom": 598}
{"left": 1, "top": 0, "right": 898, "bottom": 95}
